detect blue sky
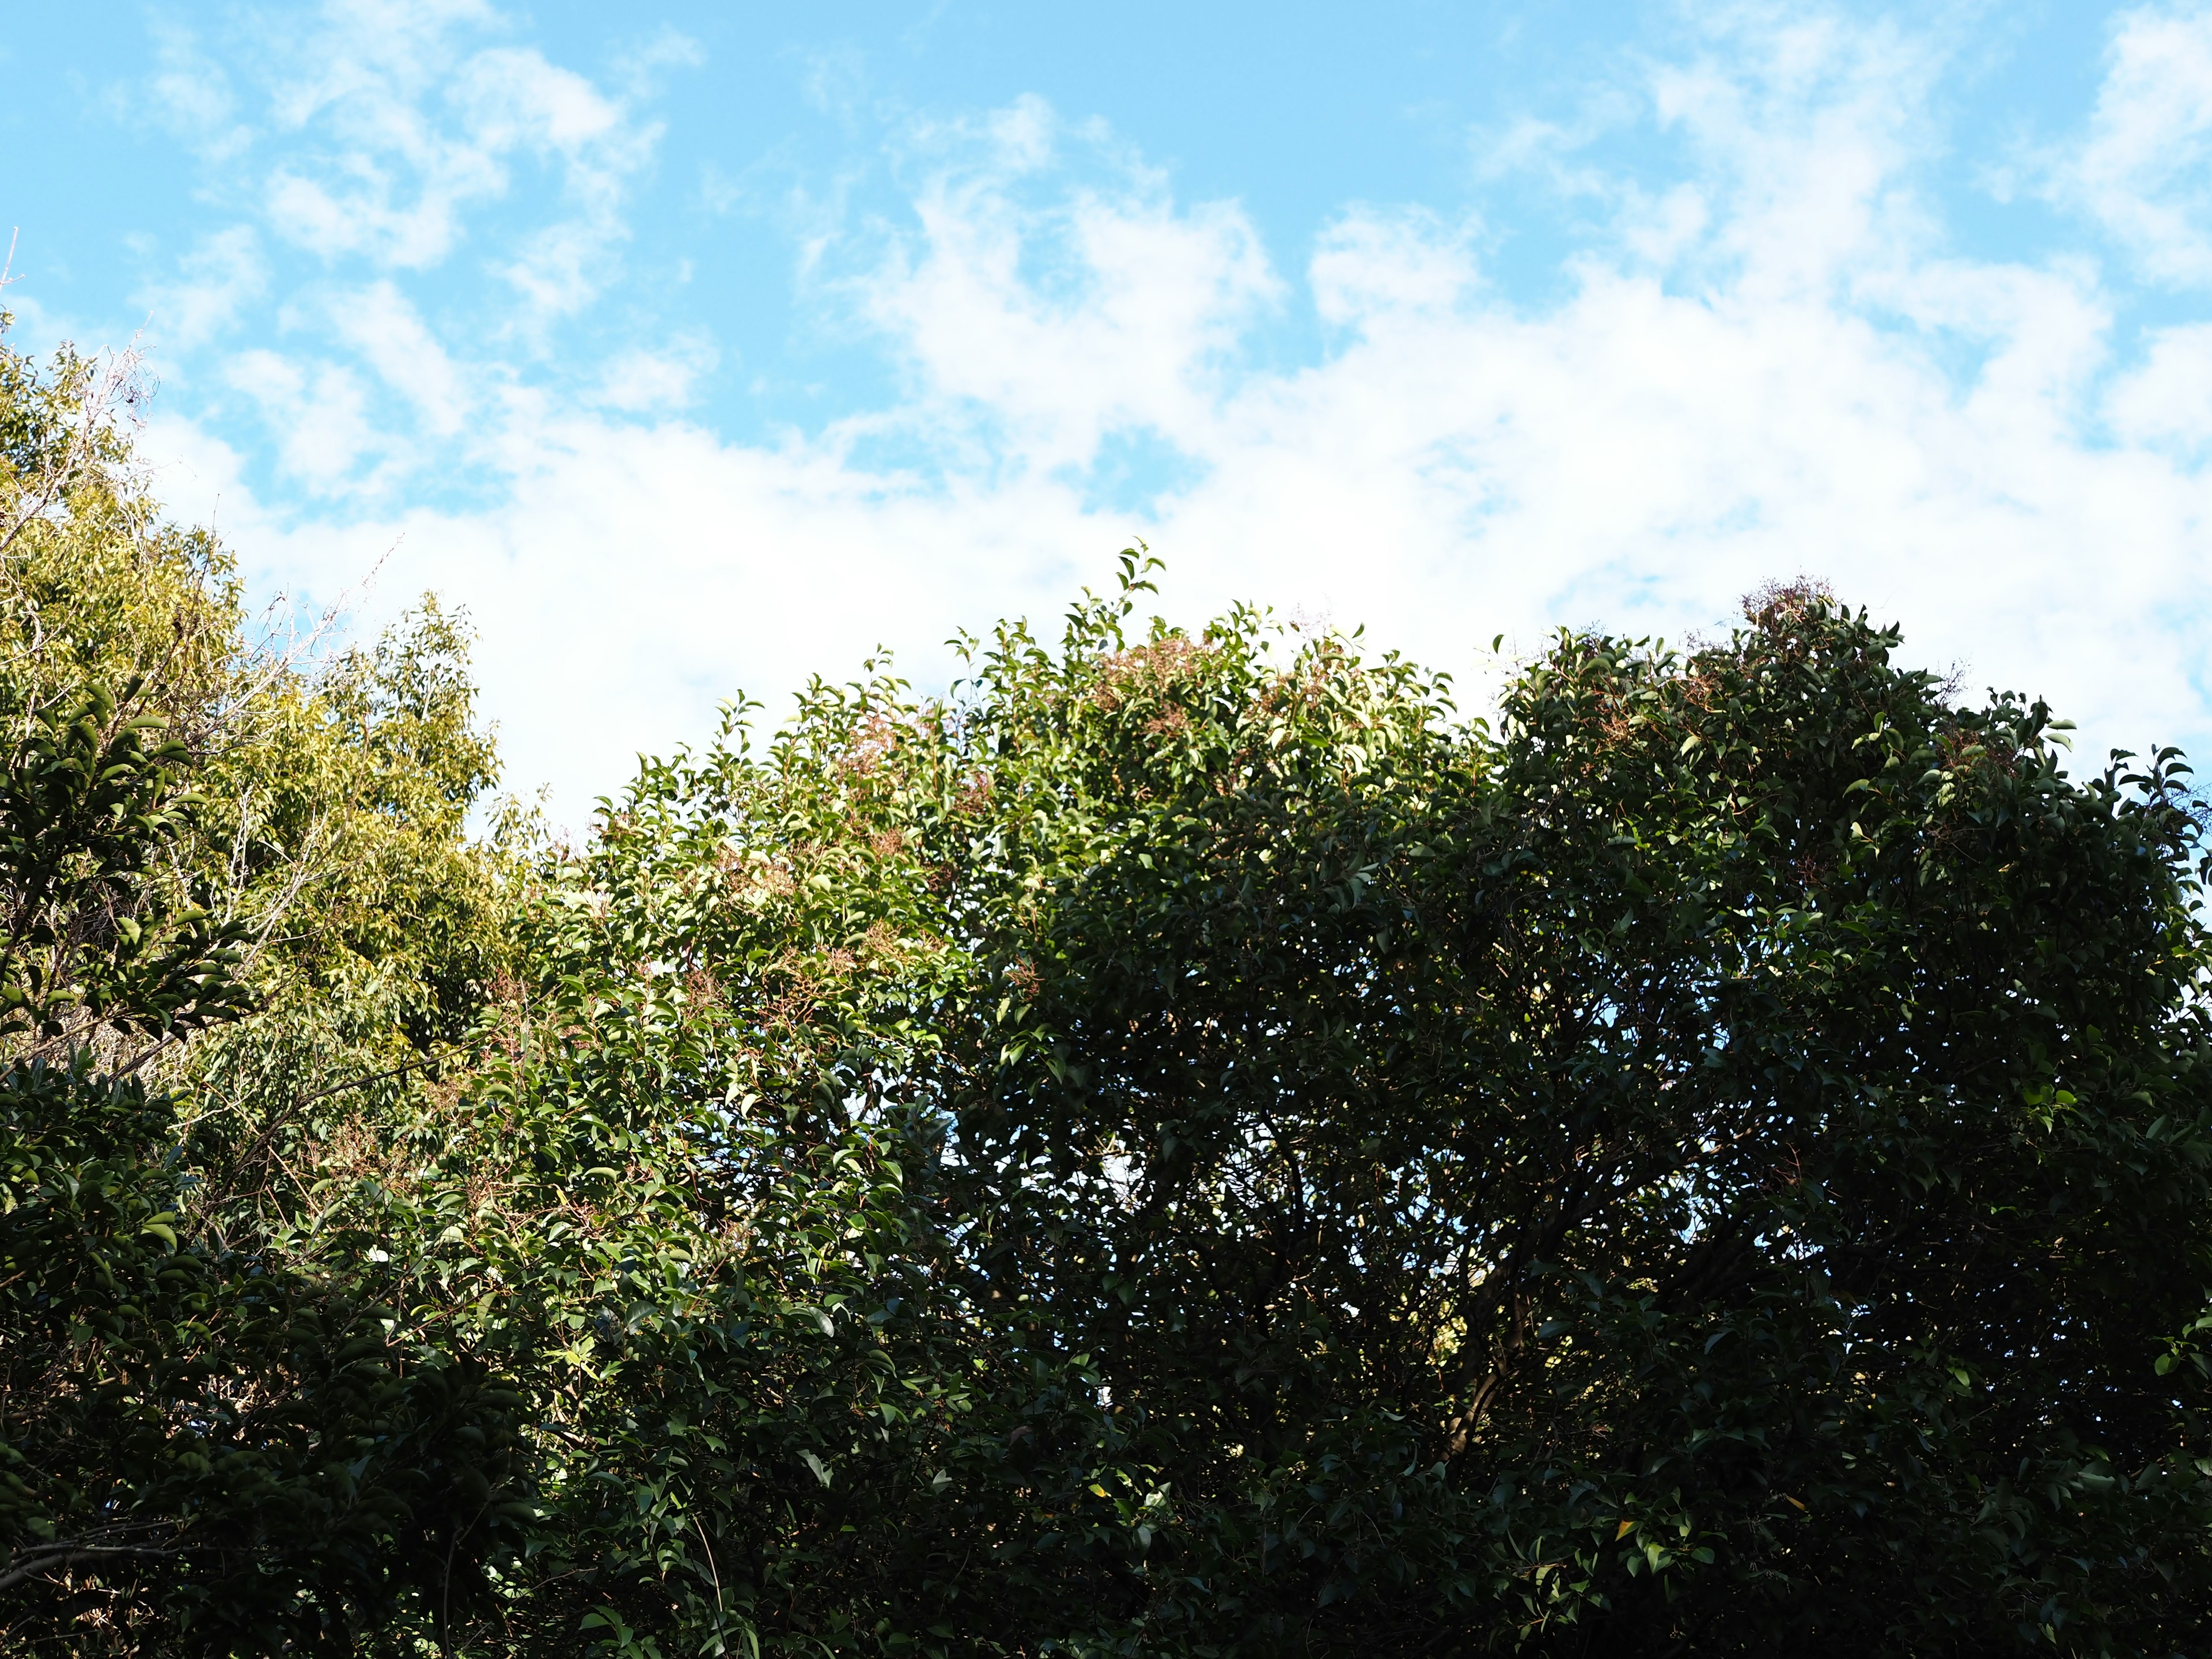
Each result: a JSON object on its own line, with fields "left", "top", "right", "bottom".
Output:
{"left": 5, "top": 1, "right": 2211, "bottom": 820}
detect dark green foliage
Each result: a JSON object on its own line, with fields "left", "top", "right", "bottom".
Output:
{"left": 483, "top": 567, "right": 2212, "bottom": 1656}
{"left": 0, "top": 1056, "right": 529, "bottom": 1654}
{"left": 283, "top": 733, "right": 1118, "bottom": 1654}
{"left": 914, "top": 576, "right": 2212, "bottom": 1654}
{"left": 0, "top": 679, "right": 248, "bottom": 1050}
{"left": 0, "top": 672, "right": 531, "bottom": 1653}
{"left": 1, "top": 324, "right": 536, "bottom": 1654}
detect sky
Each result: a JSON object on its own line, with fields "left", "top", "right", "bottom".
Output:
{"left": 3, "top": 0, "right": 2210, "bottom": 823}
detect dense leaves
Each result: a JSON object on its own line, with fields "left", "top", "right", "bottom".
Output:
{"left": 5, "top": 316, "right": 2211, "bottom": 1655}
{"left": 1, "top": 321, "right": 529, "bottom": 1653}
{"left": 0, "top": 679, "right": 528, "bottom": 1653}
{"left": 0, "top": 681, "right": 247, "bottom": 1050}
{"left": 434, "top": 565, "right": 2211, "bottom": 1655}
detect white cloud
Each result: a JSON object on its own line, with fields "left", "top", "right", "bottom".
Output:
{"left": 493, "top": 220, "right": 608, "bottom": 325}
{"left": 250, "top": 0, "right": 661, "bottom": 308}
{"left": 264, "top": 156, "right": 499, "bottom": 271}
{"left": 453, "top": 47, "right": 626, "bottom": 154}
{"left": 255, "top": 2, "right": 510, "bottom": 267}
{"left": 2108, "top": 321, "right": 2212, "bottom": 452}
{"left": 224, "top": 349, "right": 385, "bottom": 490}
{"left": 133, "top": 5, "right": 2212, "bottom": 827}
{"left": 117, "top": 0, "right": 681, "bottom": 510}
{"left": 1310, "top": 209, "right": 1480, "bottom": 326}
{"left": 137, "top": 19, "right": 253, "bottom": 162}
{"left": 132, "top": 227, "right": 268, "bottom": 353}
{"left": 2051, "top": 2, "right": 2212, "bottom": 283}
{"left": 1648, "top": 10, "right": 1943, "bottom": 301}
{"left": 595, "top": 341, "right": 717, "bottom": 412}
{"left": 609, "top": 28, "right": 706, "bottom": 99}
{"left": 327, "top": 279, "right": 471, "bottom": 434}
{"left": 857, "top": 98, "right": 1282, "bottom": 472}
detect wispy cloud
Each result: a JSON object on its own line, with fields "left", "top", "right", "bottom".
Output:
{"left": 138, "top": 17, "right": 253, "bottom": 162}
{"left": 2048, "top": 2, "right": 2212, "bottom": 284}
{"left": 130, "top": 227, "right": 267, "bottom": 353}
{"left": 122, "top": 0, "right": 680, "bottom": 497}
{"left": 222, "top": 349, "right": 387, "bottom": 491}
{"left": 595, "top": 339, "right": 718, "bottom": 412}
{"left": 327, "top": 279, "right": 471, "bottom": 434}
{"left": 254, "top": 5, "right": 660, "bottom": 306}
{"left": 127, "top": 2, "right": 2212, "bottom": 825}
{"left": 851, "top": 97, "right": 1282, "bottom": 474}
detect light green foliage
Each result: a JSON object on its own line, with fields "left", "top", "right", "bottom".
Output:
{"left": 176, "top": 596, "right": 513, "bottom": 1264}
{"left": 1, "top": 313, "right": 508, "bottom": 1073}
{"left": 0, "top": 321, "right": 531, "bottom": 1653}
{"left": 217, "top": 595, "right": 502, "bottom": 1033}
{"left": 0, "top": 332, "right": 239, "bottom": 730}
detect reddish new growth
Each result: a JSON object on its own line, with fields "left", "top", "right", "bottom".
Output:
{"left": 1089, "top": 635, "right": 1209, "bottom": 714}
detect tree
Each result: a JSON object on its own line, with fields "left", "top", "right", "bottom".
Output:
{"left": 0, "top": 318, "right": 529, "bottom": 1654}
{"left": 0, "top": 677, "right": 529, "bottom": 1654}
{"left": 10, "top": 297, "right": 2210, "bottom": 1653}
{"left": 482, "top": 565, "right": 2212, "bottom": 1654}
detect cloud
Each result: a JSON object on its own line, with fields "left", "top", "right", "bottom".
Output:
{"left": 141, "top": 404, "right": 1092, "bottom": 820}
{"left": 854, "top": 98, "right": 1282, "bottom": 472}
{"left": 2108, "top": 321, "right": 2212, "bottom": 453}
{"left": 493, "top": 221, "right": 608, "bottom": 325}
{"left": 135, "top": 18, "right": 253, "bottom": 162}
{"left": 1310, "top": 209, "right": 1481, "bottom": 325}
{"left": 130, "top": 4, "right": 2212, "bottom": 827}
{"left": 115, "top": 0, "right": 685, "bottom": 513}
{"left": 224, "top": 349, "right": 387, "bottom": 490}
{"left": 132, "top": 228, "right": 268, "bottom": 353}
{"left": 247, "top": 0, "right": 663, "bottom": 310}
{"left": 595, "top": 340, "right": 717, "bottom": 412}
{"left": 254, "top": 2, "right": 510, "bottom": 268}
{"left": 609, "top": 27, "right": 707, "bottom": 100}
{"left": 2050, "top": 2, "right": 2212, "bottom": 284}
{"left": 327, "top": 279, "right": 471, "bottom": 434}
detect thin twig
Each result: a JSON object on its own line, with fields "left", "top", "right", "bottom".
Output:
{"left": 694, "top": 1510, "right": 726, "bottom": 1616}
{"left": 172, "top": 1050, "right": 449, "bottom": 1132}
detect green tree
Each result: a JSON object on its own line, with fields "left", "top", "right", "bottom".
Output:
{"left": 277, "top": 703, "right": 1090, "bottom": 1655}
{"left": 0, "top": 678, "right": 529, "bottom": 1654}
{"left": 0, "top": 319, "right": 529, "bottom": 1654}
{"left": 463, "top": 565, "right": 2212, "bottom": 1656}
{"left": 12, "top": 301, "right": 2212, "bottom": 1655}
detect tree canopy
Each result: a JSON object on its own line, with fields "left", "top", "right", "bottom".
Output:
{"left": 4, "top": 324, "right": 2211, "bottom": 1656}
